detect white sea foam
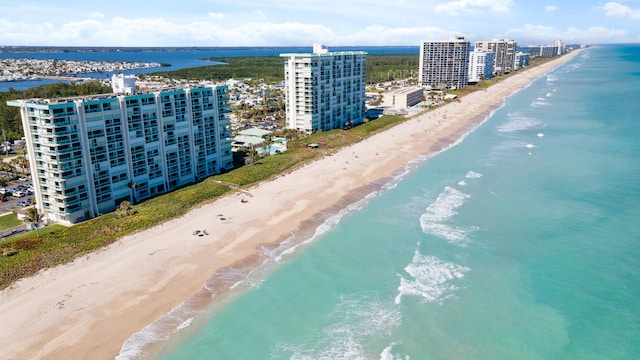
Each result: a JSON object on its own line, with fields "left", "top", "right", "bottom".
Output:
{"left": 379, "top": 342, "right": 409, "bottom": 360}
{"left": 465, "top": 171, "right": 483, "bottom": 179}
{"left": 276, "top": 292, "right": 401, "bottom": 360}
{"left": 395, "top": 251, "right": 469, "bottom": 305}
{"left": 421, "top": 223, "right": 474, "bottom": 244}
{"left": 497, "top": 113, "right": 543, "bottom": 133}
{"left": 116, "top": 299, "right": 202, "bottom": 360}
{"left": 492, "top": 140, "right": 532, "bottom": 154}
{"left": 531, "top": 100, "right": 549, "bottom": 107}
{"left": 458, "top": 180, "right": 467, "bottom": 186}
{"left": 419, "top": 186, "right": 476, "bottom": 245}
{"left": 420, "top": 186, "right": 470, "bottom": 223}
{"left": 176, "top": 317, "right": 193, "bottom": 331}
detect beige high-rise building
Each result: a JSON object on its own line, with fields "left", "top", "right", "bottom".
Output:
{"left": 419, "top": 36, "right": 470, "bottom": 89}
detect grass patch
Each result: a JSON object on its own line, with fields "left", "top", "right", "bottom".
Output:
{"left": 3, "top": 224, "right": 67, "bottom": 243}
{"left": 0, "top": 213, "right": 21, "bottom": 230}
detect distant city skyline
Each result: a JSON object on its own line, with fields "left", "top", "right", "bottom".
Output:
{"left": 1, "top": 1, "right": 638, "bottom": 47}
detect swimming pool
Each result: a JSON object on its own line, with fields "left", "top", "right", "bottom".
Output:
{"left": 258, "top": 144, "right": 286, "bottom": 154}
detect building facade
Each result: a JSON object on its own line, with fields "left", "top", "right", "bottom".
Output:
{"left": 468, "top": 51, "right": 495, "bottom": 83}
{"left": 381, "top": 86, "right": 424, "bottom": 109}
{"left": 540, "top": 40, "right": 565, "bottom": 57}
{"left": 8, "top": 84, "right": 234, "bottom": 224}
{"left": 418, "top": 37, "right": 470, "bottom": 89}
{"left": 514, "top": 52, "right": 531, "bottom": 70}
{"left": 474, "top": 39, "right": 517, "bottom": 75}
{"left": 522, "top": 40, "right": 566, "bottom": 58}
{"left": 280, "top": 44, "right": 367, "bottom": 133}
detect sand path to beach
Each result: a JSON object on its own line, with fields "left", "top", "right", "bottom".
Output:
{"left": 0, "top": 50, "right": 580, "bottom": 360}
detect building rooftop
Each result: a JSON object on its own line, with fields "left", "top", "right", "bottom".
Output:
{"left": 238, "top": 128, "right": 273, "bottom": 138}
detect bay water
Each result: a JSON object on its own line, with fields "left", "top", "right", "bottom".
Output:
{"left": 0, "top": 46, "right": 418, "bottom": 92}
{"left": 122, "top": 44, "right": 639, "bottom": 359}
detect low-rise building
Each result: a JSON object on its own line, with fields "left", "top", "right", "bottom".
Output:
{"left": 381, "top": 86, "right": 424, "bottom": 109}
{"left": 231, "top": 128, "right": 273, "bottom": 151}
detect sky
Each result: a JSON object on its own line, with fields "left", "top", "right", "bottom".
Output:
{"left": 0, "top": 0, "right": 638, "bottom": 47}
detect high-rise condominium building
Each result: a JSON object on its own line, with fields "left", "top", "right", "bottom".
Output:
{"left": 468, "top": 51, "right": 496, "bottom": 83}
{"left": 280, "top": 44, "right": 367, "bottom": 133}
{"left": 8, "top": 83, "right": 234, "bottom": 224}
{"left": 474, "top": 39, "right": 518, "bottom": 75}
{"left": 514, "top": 52, "right": 531, "bottom": 70}
{"left": 419, "top": 36, "right": 470, "bottom": 89}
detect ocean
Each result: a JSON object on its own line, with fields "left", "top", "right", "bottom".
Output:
{"left": 0, "top": 46, "right": 418, "bottom": 92}
{"left": 118, "top": 43, "right": 640, "bottom": 359}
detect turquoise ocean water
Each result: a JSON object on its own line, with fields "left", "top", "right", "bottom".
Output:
{"left": 121, "top": 44, "right": 640, "bottom": 359}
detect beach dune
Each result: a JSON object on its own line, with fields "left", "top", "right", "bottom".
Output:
{"left": 0, "top": 51, "right": 579, "bottom": 359}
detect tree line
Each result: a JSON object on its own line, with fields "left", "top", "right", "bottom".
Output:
{"left": 0, "top": 81, "right": 112, "bottom": 141}
{"left": 148, "top": 53, "right": 419, "bottom": 85}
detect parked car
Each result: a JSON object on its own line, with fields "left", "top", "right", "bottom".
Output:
{"left": 16, "top": 200, "right": 29, "bottom": 207}
{"left": 0, "top": 196, "right": 7, "bottom": 202}
{"left": 12, "top": 190, "right": 25, "bottom": 197}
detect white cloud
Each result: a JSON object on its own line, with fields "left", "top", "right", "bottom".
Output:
{"left": 0, "top": 1, "right": 636, "bottom": 47}
{"left": 208, "top": 13, "right": 225, "bottom": 20}
{"left": 435, "top": 0, "right": 512, "bottom": 15}
{"left": 600, "top": 2, "right": 640, "bottom": 20}
{"left": 507, "top": 23, "right": 630, "bottom": 44}
{"left": 88, "top": 12, "right": 104, "bottom": 19}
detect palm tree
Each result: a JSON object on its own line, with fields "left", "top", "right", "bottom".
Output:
{"left": 15, "top": 155, "right": 29, "bottom": 173}
{"left": 117, "top": 200, "right": 134, "bottom": 218}
{"left": 245, "top": 146, "right": 259, "bottom": 164}
{"left": 14, "top": 140, "right": 27, "bottom": 156}
{"left": 24, "top": 207, "right": 43, "bottom": 236}
{"left": 7, "top": 158, "right": 18, "bottom": 174}
{"left": 127, "top": 181, "right": 138, "bottom": 204}
{"left": 262, "top": 135, "right": 273, "bottom": 156}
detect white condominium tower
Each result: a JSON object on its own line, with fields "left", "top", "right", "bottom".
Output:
{"left": 474, "top": 39, "right": 518, "bottom": 75}
{"left": 419, "top": 36, "right": 470, "bottom": 89}
{"left": 280, "top": 44, "right": 367, "bottom": 133}
{"left": 8, "top": 84, "right": 234, "bottom": 224}
{"left": 468, "top": 50, "right": 496, "bottom": 83}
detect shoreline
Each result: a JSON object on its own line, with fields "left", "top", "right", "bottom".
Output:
{"left": 0, "top": 50, "right": 581, "bottom": 360}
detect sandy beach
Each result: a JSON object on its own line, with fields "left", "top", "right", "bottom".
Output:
{"left": 0, "top": 50, "right": 579, "bottom": 360}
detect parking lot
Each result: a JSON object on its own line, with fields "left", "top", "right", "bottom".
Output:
{"left": 0, "top": 179, "right": 34, "bottom": 214}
